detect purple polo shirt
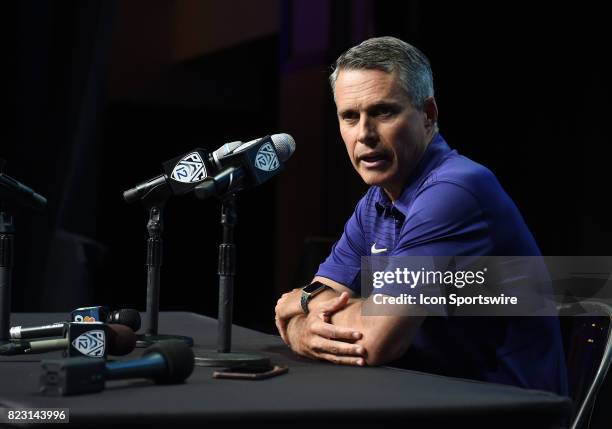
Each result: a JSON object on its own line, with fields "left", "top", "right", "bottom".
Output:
{"left": 316, "top": 133, "right": 568, "bottom": 395}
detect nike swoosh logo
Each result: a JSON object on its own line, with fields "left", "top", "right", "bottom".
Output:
{"left": 371, "top": 243, "right": 388, "bottom": 254}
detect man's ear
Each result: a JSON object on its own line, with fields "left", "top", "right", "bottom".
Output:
{"left": 422, "top": 97, "right": 438, "bottom": 131}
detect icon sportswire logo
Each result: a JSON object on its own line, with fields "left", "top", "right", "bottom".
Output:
{"left": 371, "top": 243, "right": 388, "bottom": 254}
{"left": 71, "top": 330, "right": 106, "bottom": 357}
{"left": 254, "top": 143, "right": 279, "bottom": 171}
{"left": 170, "top": 152, "right": 207, "bottom": 183}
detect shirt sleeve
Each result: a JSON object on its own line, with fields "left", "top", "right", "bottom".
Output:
{"left": 316, "top": 197, "right": 368, "bottom": 293}
{"left": 375, "top": 181, "right": 493, "bottom": 304}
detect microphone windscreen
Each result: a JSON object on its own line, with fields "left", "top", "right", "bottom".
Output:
{"left": 271, "top": 133, "right": 295, "bottom": 162}
{"left": 109, "top": 309, "right": 141, "bottom": 332}
{"left": 144, "top": 339, "right": 194, "bottom": 384}
{"left": 106, "top": 324, "right": 136, "bottom": 356}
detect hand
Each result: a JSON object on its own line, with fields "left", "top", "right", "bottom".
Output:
{"left": 287, "top": 292, "right": 366, "bottom": 366}
{"left": 275, "top": 288, "right": 303, "bottom": 344}
{"left": 275, "top": 288, "right": 303, "bottom": 321}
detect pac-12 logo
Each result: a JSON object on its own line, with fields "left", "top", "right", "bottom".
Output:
{"left": 254, "top": 143, "right": 279, "bottom": 172}
{"left": 171, "top": 152, "right": 207, "bottom": 183}
{"left": 72, "top": 330, "right": 106, "bottom": 357}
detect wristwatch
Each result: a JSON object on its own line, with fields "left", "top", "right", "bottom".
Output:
{"left": 300, "top": 281, "right": 330, "bottom": 314}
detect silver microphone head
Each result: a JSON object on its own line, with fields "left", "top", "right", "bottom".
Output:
{"left": 231, "top": 133, "right": 296, "bottom": 162}
{"left": 270, "top": 133, "right": 296, "bottom": 162}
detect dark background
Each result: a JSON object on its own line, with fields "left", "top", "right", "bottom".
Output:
{"left": 7, "top": 1, "right": 611, "bottom": 329}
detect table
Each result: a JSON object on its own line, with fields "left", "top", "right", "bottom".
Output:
{"left": 0, "top": 312, "right": 572, "bottom": 428}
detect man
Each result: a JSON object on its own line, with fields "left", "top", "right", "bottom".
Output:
{"left": 275, "top": 37, "right": 567, "bottom": 395}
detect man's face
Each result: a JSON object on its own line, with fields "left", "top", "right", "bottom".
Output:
{"left": 334, "top": 68, "right": 435, "bottom": 200}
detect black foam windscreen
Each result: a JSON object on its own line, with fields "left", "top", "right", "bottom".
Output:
{"left": 106, "top": 324, "right": 136, "bottom": 356}
{"left": 144, "top": 340, "right": 194, "bottom": 384}
{"left": 110, "top": 309, "right": 141, "bottom": 332}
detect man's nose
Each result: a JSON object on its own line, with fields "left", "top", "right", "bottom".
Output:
{"left": 357, "top": 116, "right": 378, "bottom": 146}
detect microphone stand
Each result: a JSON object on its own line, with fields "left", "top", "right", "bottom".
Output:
{"left": 0, "top": 206, "right": 14, "bottom": 344}
{"left": 194, "top": 194, "right": 270, "bottom": 367}
{"left": 0, "top": 160, "right": 47, "bottom": 353}
{"left": 217, "top": 195, "right": 236, "bottom": 352}
{"left": 0, "top": 205, "right": 32, "bottom": 355}
{"left": 135, "top": 191, "right": 193, "bottom": 347}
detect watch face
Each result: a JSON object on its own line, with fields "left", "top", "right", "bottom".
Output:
{"left": 302, "top": 282, "right": 325, "bottom": 294}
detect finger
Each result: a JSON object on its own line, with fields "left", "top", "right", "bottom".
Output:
{"left": 319, "top": 291, "right": 350, "bottom": 315}
{"left": 274, "top": 318, "right": 283, "bottom": 337}
{"left": 311, "top": 337, "right": 366, "bottom": 357}
{"left": 310, "top": 319, "right": 362, "bottom": 341}
{"left": 317, "top": 353, "right": 366, "bottom": 366}
{"left": 275, "top": 318, "right": 289, "bottom": 344}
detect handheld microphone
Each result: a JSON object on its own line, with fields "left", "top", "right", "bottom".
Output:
{"left": 9, "top": 322, "right": 67, "bottom": 340}
{"left": 106, "top": 309, "right": 141, "bottom": 331}
{"left": 9, "top": 308, "right": 141, "bottom": 340}
{"left": 71, "top": 306, "right": 141, "bottom": 332}
{"left": 194, "top": 134, "right": 295, "bottom": 200}
{"left": 40, "top": 340, "right": 195, "bottom": 396}
{"left": 122, "top": 134, "right": 292, "bottom": 203}
{"left": 0, "top": 323, "right": 136, "bottom": 357}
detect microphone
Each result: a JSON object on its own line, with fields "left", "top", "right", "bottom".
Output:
{"left": 0, "top": 323, "right": 136, "bottom": 357}
{"left": 10, "top": 308, "right": 141, "bottom": 340}
{"left": 71, "top": 306, "right": 141, "bottom": 332}
{"left": 9, "top": 322, "right": 67, "bottom": 340}
{"left": 40, "top": 340, "right": 195, "bottom": 396}
{"left": 194, "top": 133, "right": 295, "bottom": 200}
{"left": 122, "top": 135, "right": 281, "bottom": 203}
{"left": 0, "top": 170, "right": 47, "bottom": 211}
{"left": 106, "top": 309, "right": 141, "bottom": 331}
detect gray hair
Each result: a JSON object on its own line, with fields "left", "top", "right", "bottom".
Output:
{"left": 329, "top": 36, "right": 434, "bottom": 111}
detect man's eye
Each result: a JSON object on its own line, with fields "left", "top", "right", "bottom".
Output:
{"left": 341, "top": 113, "right": 359, "bottom": 123}
{"left": 374, "top": 107, "right": 395, "bottom": 117}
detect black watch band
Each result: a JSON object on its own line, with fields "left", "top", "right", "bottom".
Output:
{"left": 300, "top": 281, "right": 330, "bottom": 314}
{"left": 300, "top": 293, "right": 310, "bottom": 314}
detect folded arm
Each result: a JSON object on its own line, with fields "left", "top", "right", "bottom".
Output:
{"left": 276, "top": 276, "right": 426, "bottom": 366}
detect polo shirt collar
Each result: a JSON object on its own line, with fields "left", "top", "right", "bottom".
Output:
{"left": 374, "top": 133, "right": 452, "bottom": 216}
